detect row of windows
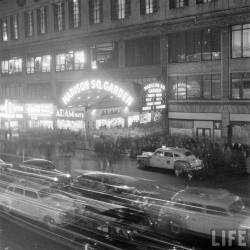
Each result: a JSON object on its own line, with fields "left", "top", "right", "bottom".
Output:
{"left": 169, "top": 74, "right": 221, "bottom": 100}
{"left": 0, "top": 0, "right": 216, "bottom": 41}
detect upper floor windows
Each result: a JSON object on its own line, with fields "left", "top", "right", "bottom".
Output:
{"left": 89, "top": 0, "right": 103, "bottom": 24}
{"left": 10, "top": 15, "right": 19, "bottom": 40}
{"left": 111, "top": 0, "right": 131, "bottom": 20}
{"left": 231, "top": 73, "right": 250, "bottom": 99}
{"left": 54, "top": 2, "right": 65, "bottom": 32}
{"left": 1, "top": 17, "right": 8, "bottom": 41}
{"left": 232, "top": 24, "right": 250, "bottom": 58}
{"left": 170, "top": 0, "right": 188, "bottom": 9}
{"left": 169, "top": 74, "right": 221, "bottom": 100}
{"left": 90, "top": 42, "right": 118, "bottom": 69}
{"left": 196, "top": 0, "right": 214, "bottom": 4}
{"left": 69, "top": 0, "right": 81, "bottom": 28}
{"left": 37, "top": 6, "right": 48, "bottom": 35}
{"left": 1, "top": 57, "right": 22, "bottom": 75}
{"left": 24, "top": 10, "right": 34, "bottom": 37}
{"left": 125, "top": 36, "right": 160, "bottom": 66}
{"left": 27, "top": 55, "right": 51, "bottom": 74}
{"left": 140, "top": 0, "right": 159, "bottom": 15}
{"left": 168, "top": 28, "right": 221, "bottom": 63}
{"left": 55, "top": 50, "right": 85, "bottom": 71}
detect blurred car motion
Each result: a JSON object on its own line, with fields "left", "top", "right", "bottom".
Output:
{"left": 158, "top": 187, "right": 250, "bottom": 245}
{"left": 0, "top": 180, "right": 80, "bottom": 229}
{"left": 5, "top": 158, "right": 71, "bottom": 186}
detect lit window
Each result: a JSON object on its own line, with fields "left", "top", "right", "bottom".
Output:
{"left": 54, "top": 2, "right": 65, "bottom": 32}
{"left": 1, "top": 17, "right": 8, "bottom": 41}
{"left": 10, "top": 15, "right": 19, "bottom": 40}
{"left": 111, "top": 0, "right": 130, "bottom": 20}
{"left": 89, "top": 0, "right": 103, "bottom": 24}
{"left": 196, "top": 0, "right": 213, "bottom": 4}
{"left": 26, "top": 55, "right": 51, "bottom": 74}
{"left": 1, "top": 58, "right": 22, "bottom": 75}
{"left": 118, "top": 0, "right": 125, "bottom": 19}
{"left": 170, "top": 0, "right": 188, "bottom": 9}
{"left": 69, "top": 0, "right": 80, "bottom": 28}
{"left": 25, "top": 11, "right": 34, "bottom": 37}
{"left": 232, "top": 24, "right": 250, "bottom": 58}
{"left": 37, "top": 7, "right": 48, "bottom": 34}
{"left": 74, "top": 51, "right": 85, "bottom": 70}
{"left": 145, "top": 0, "right": 153, "bottom": 14}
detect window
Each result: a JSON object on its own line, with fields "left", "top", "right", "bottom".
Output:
{"left": 164, "top": 152, "right": 173, "bottom": 157}
{"left": 89, "top": 0, "right": 103, "bottom": 24}
{"left": 69, "top": 0, "right": 81, "bottom": 28}
{"left": 169, "top": 74, "right": 221, "bottom": 100}
{"left": 170, "top": 0, "right": 188, "bottom": 9}
{"left": 169, "top": 28, "right": 221, "bottom": 63}
{"left": 37, "top": 6, "right": 48, "bottom": 35}
{"left": 231, "top": 73, "right": 250, "bottom": 99}
{"left": 206, "top": 206, "right": 227, "bottom": 216}
{"left": 1, "top": 58, "right": 22, "bottom": 75}
{"left": 232, "top": 24, "right": 250, "bottom": 58}
{"left": 1, "top": 17, "right": 8, "bottom": 41}
{"left": 196, "top": 0, "right": 214, "bottom": 3}
{"left": 27, "top": 55, "right": 51, "bottom": 74}
{"left": 140, "top": 0, "right": 159, "bottom": 15}
{"left": 25, "top": 190, "right": 38, "bottom": 199}
{"left": 111, "top": 0, "right": 131, "bottom": 20}
{"left": 54, "top": 2, "right": 65, "bottom": 32}
{"left": 24, "top": 10, "right": 34, "bottom": 37}
{"left": 56, "top": 50, "right": 85, "bottom": 71}
{"left": 14, "top": 187, "right": 24, "bottom": 195}
{"left": 91, "top": 42, "right": 118, "bottom": 69}
{"left": 10, "top": 15, "right": 19, "bottom": 40}
{"left": 185, "top": 202, "right": 203, "bottom": 212}
{"left": 125, "top": 36, "right": 160, "bottom": 66}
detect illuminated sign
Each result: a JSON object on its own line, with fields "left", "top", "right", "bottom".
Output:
{"left": 0, "top": 100, "right": 24, "bottom": 119}
{"left": 62, "top": 80, "right": 134, "bottom": 107}
{"left": 26, "top": 104, "right": 54, "bottom": 117}
{"left": 142, "top": 82, "right": 166, "bottom": 111}
{"left": 56, "top": 109, "right": 84, "bottom": 119}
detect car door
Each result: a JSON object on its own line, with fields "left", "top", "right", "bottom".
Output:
{"left": 24, "top": 190, "right": 40, "bottom": 219}
{"left": 163, "top": 152, "right": 174, "bottom": 169}
{"left": 150, "top": 150, "right": 163, "bottom": 168}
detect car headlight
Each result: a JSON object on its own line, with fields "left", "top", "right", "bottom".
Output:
{"left": 53, "top": 177, "right": 59, "bottom": 182}
{"left": 65, "top": 174, "right": 71, "bottom": 178}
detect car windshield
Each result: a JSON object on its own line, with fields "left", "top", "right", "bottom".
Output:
{"left": 184, "top": 151, "right": 192, "bottom": 157}
{"left": 229, "top": 199, "right": 245, "bottom": 214}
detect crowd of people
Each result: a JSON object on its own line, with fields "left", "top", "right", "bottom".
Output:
{"left": 0, "top": 127, "right": 249, "bottom": 176}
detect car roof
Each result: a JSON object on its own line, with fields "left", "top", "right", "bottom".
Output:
{"left": 172, "top": 187, "right": 240, "bottom": 209}
{"left": 79, "top": 170, "right": 154, "bottom": 183}
{"left": 23, "top": 158, "right": 53, "bottom": 164}
{"left": 156, "top": 147, "right": 190, "bottom": 154}
{"left": 8, "top": 180, "right": 49, "bottom": 192}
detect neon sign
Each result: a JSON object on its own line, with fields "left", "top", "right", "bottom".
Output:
{"left": 142, "top": 82, "right": 166, "bottom": 111}
{"left": 62, "top": 80, "right": 134, "bottom": 107}
{"left": 56, "top": 109, "right": 84, "bottom": 119}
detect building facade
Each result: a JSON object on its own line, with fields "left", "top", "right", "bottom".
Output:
{"left": 0, "top": 0, "right": 250, "bottom": 142}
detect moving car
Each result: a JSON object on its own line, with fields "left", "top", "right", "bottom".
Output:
{"left": 137, "top": 146, "right": 203, "bottom": 177}
{"left": 158, "top": 187, "right": 250, "bottom": 245}
{"left": 6, "top": 158, "right": 71, "bottom": 186}
{"left": 63, "top": 171, "right": 176, "bottom": 219}
{"left": 0, "top": 180, "right": 80, "bottom": 229}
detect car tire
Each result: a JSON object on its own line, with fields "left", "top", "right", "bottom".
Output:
{"left": 44, "top": 216, "right": 57, "bottom": 230}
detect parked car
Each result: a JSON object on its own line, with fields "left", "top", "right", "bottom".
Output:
{"left": 158, "top": 187, "right": 250, "bottom": 245}
{"left": 0, "top": 180, "right": 80, "bottom": 229}
{"left": 6, "top": 158, "right": 71, "bottom": 186}
{"left": 137, "top": 146, "right": 203, "bottom": 178}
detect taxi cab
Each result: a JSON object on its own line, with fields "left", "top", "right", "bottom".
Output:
{"left": 158, "top": 187, "right": 250, "bottom": 242}
{"left": 137, "top": 146, "right": 203, "bottom": 177}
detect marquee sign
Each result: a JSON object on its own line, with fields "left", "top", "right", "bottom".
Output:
{"left": 142, "top": 83, "right": 166, "bottom": 111}
{"left": 62, "top": 80, "right": 134, "bottom": 107}
{"left": 56, "top": 109, "right": 84, "bottom": 119}
{"left": 26, "top": 104, "right": 54, "bottom": 117}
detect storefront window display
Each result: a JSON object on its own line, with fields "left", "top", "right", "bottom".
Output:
{"left": 128, "top": 115, "right": 140, "bottom": 127}
{"left": 57, "top": 119, "right": 84, "bottom": 131}
{"left": 28, "top": 120, "right": 53, "bottom": 129}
